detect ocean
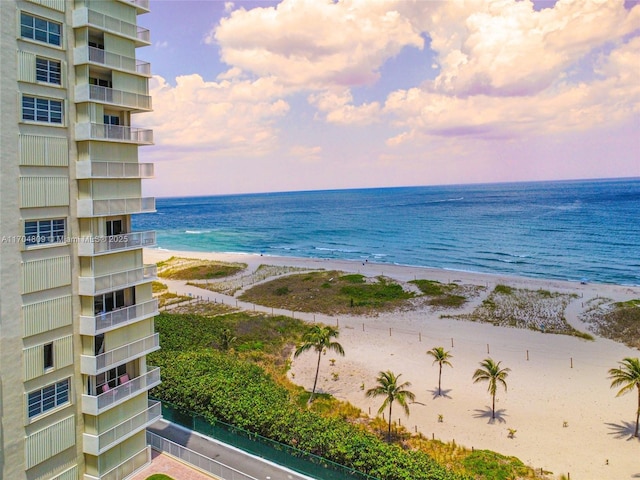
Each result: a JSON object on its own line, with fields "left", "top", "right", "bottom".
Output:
{"left": 133, "top": 178, "right": 640, "bottom": 286}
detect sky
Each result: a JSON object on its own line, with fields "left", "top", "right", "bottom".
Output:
{"left": 136, "top": 0, "right": 640, "bottom": 197}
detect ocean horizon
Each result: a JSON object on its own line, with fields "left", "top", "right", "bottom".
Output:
{"left": 134, "top": 177, "right": 640, "bottom": 286}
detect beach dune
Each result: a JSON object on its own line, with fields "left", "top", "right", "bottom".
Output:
{"left": 146, "top": 248, "right": 640, "bottom": 479}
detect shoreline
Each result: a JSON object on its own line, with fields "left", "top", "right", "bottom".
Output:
{"left": 145, "top": 247, "right": 640, "bottom": 479}
{"left": 150, "top": 246, "right": 639, "bottom": 288}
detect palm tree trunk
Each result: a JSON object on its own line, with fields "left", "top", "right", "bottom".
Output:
{"left": 492, "top": 391, "right": 496, "bottom": 419}
{"left": 438, "top": 364, "right": 442, "bottom": 396}
{"left": 387, "top": 402, "right": 393, "bottom": 442}
{"left": 636, "top": 386, "right": 640, "bottom": 437}
{"left": 309, "top": 349, "right": 322, "bottom": 403}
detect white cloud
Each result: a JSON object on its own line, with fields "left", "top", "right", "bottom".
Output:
{"left": 211, "top": 0, "right": 424, "bottom": 90}
{"left": 139, "top": 74, "right": 289, "bottom": 156}
{"left": 308, "top": 89, "right": 381, "bottom": 125}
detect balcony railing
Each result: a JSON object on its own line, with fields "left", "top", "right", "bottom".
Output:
{"left": 77, "top": 230, "right": 156, "bottom": 256}
{"left": 74, "top": 46, "right": 151, "bottom": 76}
{"left": 83, "top": 401, "right": 161, "bottom": 455}
{"left": 116, "top": 0, "right": 150, "bottom": 13}
{"left": 77, "top": 197, "right": 156, "bottom": 217}
{"left": 83, "top": 446, "right": 150, "bottom": 480}
{"left": 78, "top": 264, "right": 157, "bottom": 296}
{"left": 82, "top": 367, "right": 161, "bottom": 415}
{"left": 75, "top": 123, "right": 153, "bottom": 145}
{"left": 81, "top": 333, "right": 160, "bottom": 375}
{"left": 80, "top": 298, "right": 158, "bottom": 335}
{"left": 73, "top": 8, "right": 150, "bottom": 46}
{"left": 75, "top": 84, "right": 152, "bottom": 111}
{"left": 76, "top": 160, "right": 154, "bottom": 179}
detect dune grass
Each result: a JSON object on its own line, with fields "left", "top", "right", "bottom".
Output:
{"left": 157, "top": 256, "right": 247, "bottom": 280}
{"left": 580, "top": 298, "right": 640, "bottom": 348}
{"left": 239, "top": 270, "right": 415, "bottom": 315}
{"left": 449, "top": 285, "right": 591, "bottom": 339}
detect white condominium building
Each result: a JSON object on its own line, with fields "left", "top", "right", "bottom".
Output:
{"left": 0, "top": 1, "right": 160, "bottom": 479}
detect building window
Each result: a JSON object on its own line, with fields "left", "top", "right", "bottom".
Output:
{"left": 43, "top": 343, "right": 54, "bottom": 370}
{"left": 20, "top": 13, "right": 61, "bottom": 47}
{"left": 25, "top": 219, "right": 65, "bottom": 246}
{"left": 36, "top": 57, "right": 61, "bottom": 85}
{"left": 27, "top": 378, "right": 70, "bottom": 418}
{"left": 22, "top": 96, "right": 63, "bottom": 124}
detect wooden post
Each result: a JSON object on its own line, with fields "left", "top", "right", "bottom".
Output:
{"left": 570, "top": 357, "right": 573, "bottom": 368}
{"left": 336, "top": 318, "right": 339, "bottom": 328}
{"left": 419, "top": 332, "right": 422, "bottom": 342}
{"left": 487, "top": 344, "right": 490, "bottom": 354}
{"left": 526, "top": 350, "right": 529, "bottom": 361}
{"left": 451, "top": 338, "right": 454, "bottom": 348}
{"left": 389, "top": 328, "right": 392, "bottom": 337}
{"left": 362, "top": 323, "right": 365, "bottom": 331}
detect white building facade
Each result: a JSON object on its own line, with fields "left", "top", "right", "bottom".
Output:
{"left": 0, "top": 1, "right": 159, "bottom": 478}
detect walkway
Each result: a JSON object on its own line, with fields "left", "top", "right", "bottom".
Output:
{"left": 147, "top": 419, "right": 314, "bottom": 480}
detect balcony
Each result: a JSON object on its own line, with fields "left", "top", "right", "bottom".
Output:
{"left": 82, "top": 367, "right": 161, "bottom": 415}
{"left": 78, "top": 264, "right": 157, "bottom": 296}
{"left": 77, "top": 230, "right": 156, "bottom": 256}
{"left": 73, "top": 8, "right": 150, "bottom": 46}
{"left": 80, "top": 298, "right": 158, "bottom": 335}
{"left": 75, "top": 84, "right": 152, "bottom": 112}
{"left": 81, "top": 333, "right": 160, "bottom": 375}
{"left": 83, "top": 400, "right": 161, "bottom": 455}
{"left": 77, "top": 197, "right": 156, "bottom": 217}
{"left": 75, "top": 123, "right": 153, "bottom": 145}
{"left": 84, "top": 446, "right": 150, "bottom": 480}
{"left": 116, "top": 0, "right": 150, "bottom": 14}
{"left": 74, "top": 46, "right": 151, "bottom": 76}
{"left": 76, "top": 160, "right": 154, "bottom": 179}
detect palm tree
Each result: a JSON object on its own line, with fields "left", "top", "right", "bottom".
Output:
{"left": 294, "top": 325, "right": 344, "bottom": 403}
{"left": 218, "top": 328, "right": 237, "bottom": 351}
{"left": 472, "top": 358, "right": 510, "bottom": 420}
{"left": 608, "top": 357, "right": 640, "bottom": 437}
{"left": 427, "top": 346, "right": 453, "bottom": 396}
{"left": 366, "top": 370, "right": 416, "bottom": 441}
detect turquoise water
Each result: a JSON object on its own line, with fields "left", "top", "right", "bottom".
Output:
{"left": 133, "top": 178, "right": 640, "bottom": 285}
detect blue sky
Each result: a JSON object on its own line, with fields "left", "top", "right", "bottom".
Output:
{"left": 136, "top": 0, "right": 640, "bottom": 197}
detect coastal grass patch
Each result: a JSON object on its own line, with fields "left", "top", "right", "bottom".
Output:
{"left": 449, "top": 285, "right": 590, "bottom": 339}
{"left": 152, "top": 281, "right": 168, "bottom": 293}
{"left": 409, "top": 279, "right": 482, "bottom": 309}
{"left": 145, "top": 475, "right": 174, "bottom": 480}
{"left": 188, "top": 264, "right": 317, "bottom": 296}
{"left": 156, "top": 291, "right": 191, "bottom": 308}
{"left": 239, "top": 270, "right": 415, "bottom": 315}
{"left": 157, "top": 256, "right": 247, "bottom": 280}
{"left": 580, "top": 297, "right": 640, "bottom": 348}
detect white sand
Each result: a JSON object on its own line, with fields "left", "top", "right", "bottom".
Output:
{"left": 145, "top": 248, "right": 640, "bottom": 479}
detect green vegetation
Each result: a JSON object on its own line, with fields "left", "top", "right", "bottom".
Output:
{"left": 427, "top": 347, "right": 453, "bottom": 396}
{"left": 152, "top": 281, "right": 168, "bottom": 293}
{"left": 149, "top": 310, "right": 542, "bottom": 479}
{"left": 452, "top": 285, "right": 590, "bottom": 339}
{"left": 240, "top": 270, "right": 414, "bottom": 314}
{"left": 608, "top": 357, "right": 640, "bottom": 437}
{"left": 410, "top": 280, "right": 476, "bottom": 308}
{"left": 156, "top": 291, "right": 191, "bottom": 308}
{"left": 472, "top": 358, "right": 510, "bottom": 420}
{"left": 294, "top": 325, "right": 345, "bottom": 403}
{"left": 461, "top": 450, "right": 533, "bottom": 480}
{"left": 145, "top": 475, "right": 174, "bottom": 480}
{"left": 581, "top": 298, "right": 640, "bottom": 348}
{"left": 157, "top": 256, "right": 247, "bottom": 280}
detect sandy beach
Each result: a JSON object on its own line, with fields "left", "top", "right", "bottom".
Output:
{"left": 145, "top": 248, "right": 640, "bottom": 479}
